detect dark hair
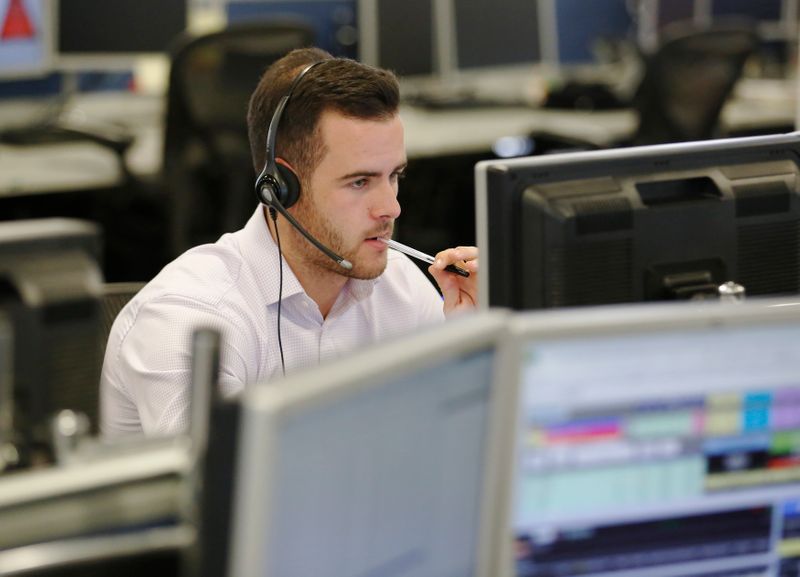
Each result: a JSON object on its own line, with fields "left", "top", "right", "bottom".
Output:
{"left": 247, "top": 47, "right": 400, "bottom": 183}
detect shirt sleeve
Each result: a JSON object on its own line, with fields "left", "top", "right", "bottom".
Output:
{"left": 101, "top": 296, "right": 250, "bottom": 438}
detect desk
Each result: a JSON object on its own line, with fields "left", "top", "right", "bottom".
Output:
{"left": 0, "top": 92, "right": 164, "bottom": 196}
{"left": 0, "top": 80, "right": 795, "bottom": 197}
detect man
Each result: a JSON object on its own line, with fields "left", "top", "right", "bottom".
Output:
{"left": 100, "top": 47, "right": 477, "bottom": 437}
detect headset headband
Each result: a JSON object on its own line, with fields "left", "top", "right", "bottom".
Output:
{"left": 264, "top": 59, "right": 327, "bottom": 165}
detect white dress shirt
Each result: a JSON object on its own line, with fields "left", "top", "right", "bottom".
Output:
{"left": 101, "top": 207, "right": 445, "bottom": 437}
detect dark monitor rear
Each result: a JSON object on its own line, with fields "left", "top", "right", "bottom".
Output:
{"left": 57, "top": 0, "right": 187, "bottom": 56}
{"left": 710, "top": 0, "right": 783, "bottom": 22}
{"left": 358, "top": 0, "right": 435, "bottom": 78}
{"left": 476, "top": 133, "right": 800, "bottom": 310}
{"left": 0, "top": 218, "right": 103, "bottom": 464}
{"left": 656, "top": 0, "right": 696, "bottom": 28}
{"left": 453, "top": 0, "right": 541, "bottom": 70}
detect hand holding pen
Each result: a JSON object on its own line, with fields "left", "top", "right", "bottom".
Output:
{"left": 380, "top": 238, "right": 478, "bottom": 316}
{"left": 379, "top": 238, "right": 470, "bottom": 277}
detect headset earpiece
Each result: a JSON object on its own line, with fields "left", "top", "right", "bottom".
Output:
{"left": 255, "top": 160, "right": 300, "bottom": 209}
{"left": 276, "top": 162, "right": 301, "bottom": 209}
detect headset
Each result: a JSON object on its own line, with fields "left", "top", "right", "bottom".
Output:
{"left": 254, "top": 60, "right": 352, "bottom": 270}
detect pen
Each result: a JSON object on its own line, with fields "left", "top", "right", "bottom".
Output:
{"left": 379, "top": 238, "right": 470, "bottom": 278}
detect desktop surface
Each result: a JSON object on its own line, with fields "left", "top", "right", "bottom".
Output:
{"left": 0, "top": 73, "right": 792, "bottom": 197}
{"left": 507, "top": 299, "right": 800, "bottom": 577}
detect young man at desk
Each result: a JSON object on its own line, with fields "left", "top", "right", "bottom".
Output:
{"left": 100, "top": 48, "right": 478, "bottom": 437}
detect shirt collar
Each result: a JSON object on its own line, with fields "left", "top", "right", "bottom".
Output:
{"left": 238, "top": 206, "right": 305, "bottom": 306}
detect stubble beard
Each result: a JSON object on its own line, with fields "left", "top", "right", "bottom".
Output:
{"left": 289, "top": 194, "right": 392, "bottom": 280}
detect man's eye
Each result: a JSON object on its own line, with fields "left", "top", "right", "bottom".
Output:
{"left": 351, "top": 178, "right": 368, "bottom": 189}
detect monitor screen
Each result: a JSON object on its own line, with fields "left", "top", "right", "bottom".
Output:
{"left": 506, "top": 298, "right": 800, "bottom": 576}
{"left": 452, "top": 0, "right": 541, "bottom": 72}
{"left": 476, "top": 133, "right": 800, "bottom": 310}
{"left": 55, "top": 0, "right": 187, "bottom": 69}
{"left": 228, "top": 312, "right": 514, "bottom": 577}
{"left": 358, "top": 0, "right": 436, "bottom": 79}
{"left": 542, "top": 0, "right": 633, "bottom": 67}
{"left": 226, "top": 0, "right": 357, "bottom": 59}
{"left": 0, "top": 0, "right": 51, "bottom": 79}
{"left": 708, "top": 0, "right": 793, "bottom": 77}
{"left": 711, "top": 0, "right": 783, "bottom": 23}
{"left": 655, "top": 0, "right": 696, "bottom": 28}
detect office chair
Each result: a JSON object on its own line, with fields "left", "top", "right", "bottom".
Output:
{"left": 162, "top": 21, "right": 315, "bottom": 258}
{"left": 630, "top": 23, "right": 758, "bottom": 145}
{"left": 529, "top": 24, "right": 758, "bottom": 152}
{"left": 100, "top": 282, "right": 145, "bottom": 345}
{"left": 91, "top": 282, "right": 144, "bottom": 432}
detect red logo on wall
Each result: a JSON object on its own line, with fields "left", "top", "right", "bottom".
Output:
{"left": 2, "top": 0, "right": 36, "bottom": 40}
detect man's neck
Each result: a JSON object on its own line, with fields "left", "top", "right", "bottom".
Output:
{"left": 266, "top": 209, "right": 347, "bottom": 319}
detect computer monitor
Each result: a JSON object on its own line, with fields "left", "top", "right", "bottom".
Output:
{"left": 540, "top": 0, "right": 634, "bottom": 69}
{"left": 450, "top": 0, "right": 541, "bottom": 73}
{"left": 226, "top": 0, "right": 357, "bottom": 59}
{"left": 655, "top": 0, "right": 696, "bottom": 28}
{"left": 228, "top": 311, "right": 515, "bottom": 577}
{"left": 0, "top": 312, "right": 11, "bottom": 471}
{"left": 0, "top": 0, "right": 52, "bottom": 79}
{"left": 501, "top": 297, "right": 800, "bottom": 576}
{"left": 358, "top": 0, "right": 437, "bottom": 81}
{"left": 0, "top": 218, "right": 103, "bottom": 464}
{"left": 709, "top": 0, "right": 794, "bottom": 77}
{"left": 709, "top": 0, "right": 784, "bottom": 25}
{"left": 476, "top": 132, "right": 800, "bottom": 310}
{"left": 53, "top": 0, "right": 188, "bottom": 70}
{"left": 647, "top": 0, "right": 786, "bottom": 36}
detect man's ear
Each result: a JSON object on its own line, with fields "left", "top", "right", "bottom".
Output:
{"left": 276, "top": 157, "right": 295, "bottom": 172}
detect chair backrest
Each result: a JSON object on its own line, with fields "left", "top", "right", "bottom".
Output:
{"left": 162, "top": 21, "right": 315, "bottom": 258}
{"left": 92, "top": 282, "right": 145, "bottom": 431}
{"left": 632, "top": 23, "right": 758, "bottom": 145}
{"left": 100, "top": 282, "right": 145, "bottom": 344}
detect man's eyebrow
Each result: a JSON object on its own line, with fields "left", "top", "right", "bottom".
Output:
{"left": 337, "top": 163, "right": 408, "bottom": 182}
{"left": 338, "top": 170, "right": 380, "bottom": 181}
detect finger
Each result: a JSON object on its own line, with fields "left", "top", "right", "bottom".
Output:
{"left": 452, "top": 246, "right": 478, "bottom": 263}
{"left": 433, "top": 247, "right": 471, "bottom": 270}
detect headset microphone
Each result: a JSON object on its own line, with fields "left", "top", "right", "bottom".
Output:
{"left": 255, "top": 60, "right": 352, "bottom": 271}
{"left": 257, "top": 178, "right": 353, "bottom": 270}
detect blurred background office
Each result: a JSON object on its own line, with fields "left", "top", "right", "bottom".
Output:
{"left": 0, "top": 0, "right": 796, "bottom": 284}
